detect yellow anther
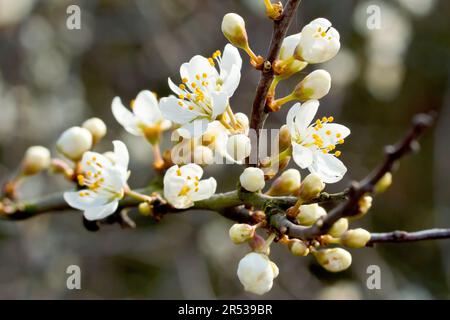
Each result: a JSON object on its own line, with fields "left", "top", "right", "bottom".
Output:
{"left": 189, "top": 106, "right": 194, "bottom": 110}
{"left": 326, "top": 130, "right": 331, "bottom": 135}
{"left": 338, "top": 139, "right": 345, "bottom": 144}
{"left": 86, "top": 171, "right": 92, "bottom": 177}
{"left": 208, "top": 58, "right": 215, "bottom": 66}
{"left": 130, "top": 99, "right": 135, "bottom": 109}
{"left": 334, "top": 151, "right": 342, "bottom": 157}
{"left": 179, "top": 84, "right": 186, "bottom": 90}
{"left": 96, "top": 162, "right": 103, "bottom": 168}
{"left": 186, "top": 93, "right": 192, "bottom": 99}
{"left": 322, "top": 117, "right": 328, "bottom": 122}
{"left": 194, "top": 181, "right": 199, "bottom": 186}
{"left": 191, "top": 82, "right": 197, "bottom": 88}
{"left": 195, "top": 74, "right": 201, "bottom": 80}
{"left": 336, "top": 133, "right": 341, "bottom": 138}
{"left": 177, "top": 169, "right": 182, "bottom": 176}
{"left": 178, "top": 101, "right": 183, "bottom": 107}
{"left": 86, "top": 161, "right": 92, "bottom": 166}
{"left": 321, "top": 31, "right": 327, "bottom": 37}
{"left": 178, "top": 94, "right": 185, "bottom": 99}
{"left": 322, "top": 149, "right": 328, "bottom": 154}
{"left": 178, "top": 185, "right": 191, "bottom": 196}
{"left": 182, "top": 78, "right": 188, "bottom": 83}
{"left": 328, "top": 116, "right": 334, "bottom": 122}
{"left": 92, "top": 156, "right": 97, "bottom": 161}
{"left": 195, "top": 188, "right": 199, "bottom": 192}
{"left": 202, "top": 73, "right": 207, "bottom": 78}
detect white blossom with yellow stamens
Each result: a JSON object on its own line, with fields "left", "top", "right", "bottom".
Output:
{"left": 63, "top": 140, "right": 130, "bottom": 221}
{"left": 287, "top": 100, "right": 350, "bottom": 183}
{"left": 163, "top": 164, "right": 217, "bottom": 209}
{"left": 112, "top": 90, "right": 171, "bottom": 144}
{"left": 161, "top": 44, "right": 242, "bottom": 138}
{"left": 295, "top": 18, "right": 340, "bottom": 64}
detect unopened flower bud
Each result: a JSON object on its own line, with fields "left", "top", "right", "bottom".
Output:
{"left": 328, "top": 218, "right": 348, "bottom": 237}
{"left": 221, "top": 13, "right": 248, "bottom": 49}
{"left": 314, "top": 248, "right": 352, "bottom": 272}
{"left": 229, "top": 223, "right": 255, "bottom": 244}
{"left": 296, "top": 203, "right": 326, "bottom": 226}
{"left": 268, "top": 169, "right": 301, "bottom": 196}
{"left": 340, "top": 228, "right": 371, "bottom": 248}
{"left": 299, "top": 173, "right": 325, "bottom": 201}
{"left": 227, "top": 134, "right": 251, "bottom": 162}
{"left": 138, "top": 202, "right": 153, "bottom": 216}
{"left": 193, "top": 146, "right": 214, "bottom": 165}
{"left": 56, "top": 127, "right": 93, "bottom": 161}
{"left": 278, "top": 125, "right": 292, "bottom": 151}
{"left": 235, "top": 112, "right": 249, "bottom": 131}
{"left": 21, "top": 146, "right": 51, "bottom": 175}
{"left": 288, "top": 239, "right": 309, "bottom": 256}
{"left": 293, "top": 70, "right": 331, "bottom": 101}
{"left": 270, "top": 261, "right": 279, "bottom": 278}
{"left": 237, "top": 252, "right": 277, "bottom": 295}
{"left": 358, "top": 195, "right": 372, "bottom": 216}
{"left": 82, "top": 117, "right": 107, "bottom": 144}
{"left": 375, "top": 172, "right": 392, "bottom": 194}
{"left": 240, "top": 167, "right": 265, "bottom": 192}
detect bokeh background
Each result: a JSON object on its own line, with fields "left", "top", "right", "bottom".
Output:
{"left": 1, "top": 0, "right": 449, "bottom": 299}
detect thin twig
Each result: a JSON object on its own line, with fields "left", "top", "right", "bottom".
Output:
{"left": 368, "top": 228, "right": 450, "bottom": 245}
{"left": 249, "top": 0, "right": 302, "bottom": 164}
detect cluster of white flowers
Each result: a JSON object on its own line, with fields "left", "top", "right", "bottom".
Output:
{"left": 24, "top": 4, "right": 363, "bottom": 297}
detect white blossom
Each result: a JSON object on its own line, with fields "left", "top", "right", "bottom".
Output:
{"left": 163, "top": 164, "right": 217, "bottom": 209}
{"left": 64, "top": 141, "right": 130, "bottom": 221}
{"left": 287, "top": 100, "right": 350, "bottom": 183}
{"left": 112, "top": 90, "right": 171, "bottom": 143}
{"left": 160, "top": 44, "right": 242, "bottom": 137}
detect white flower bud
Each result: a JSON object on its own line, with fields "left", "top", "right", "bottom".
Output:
{"left": 227, "top": 134, "right": 251, "bottom": 162}
{"left": 341, "top": 228, "right": 371, "bottom": 248}
{"left": 299, "top": 173, "right": 325, "bottom": 201}
{"left": 21, "top": 146, "right": 51, "bottom": 175}
{"left": 268, "top": 169, "right": 301, "bottom": 196}
{"left": 56, "top": 126, "right": 93, "bottom": 161}
{"left": 193, "top": 146, "right": 214, "bottom": 165}
{"left": 294, "top": 70, "right": 331, "bottom": 100}
{"left": 240, "top": 167, "right": 265, "bottom": 192}
{"left": 221, "top": 13, "right": 248, "bottom": 49}
{"left": 82, "top": 117, "right": 107, "bottom": 144}
{"left": 234, "top": 112, "right": 249, "bottom": 131}
{"left": 278, "top": 125, "right": 292, "bottom": 151}
{"left": 328, "top": 218, "right": 349, "bottom": 237}
{"left": 288, "top": 239, "right": 310, "bottom": 256}
{"left": 229, "top": 223, "right": 255, "bottom": 244}
{"left": 295, "top": 18, "right": 340, "bottom": 64}
{"left": 375, "top": 172, "right": 392, "bottom": 194}
{"left": 358, "top": 195, "right": 373, "bottom": 216}
{"left": 296, "top": 203, "right": 326, "bottom": 226}
{"left": 237, "top": 252, "right": 277, "bottom": 295}
{"left": 314, "top": 248, "right": 352, "bottom": 272}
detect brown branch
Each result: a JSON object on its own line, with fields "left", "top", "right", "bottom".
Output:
{"left": 368, "top": 228, "right": 450, "bottom": 245}
{"left": 249, "top": 0, "right": 302, "bottom": 164}
{"left": 270, "top": 112, "right": 437, "bottom": 240}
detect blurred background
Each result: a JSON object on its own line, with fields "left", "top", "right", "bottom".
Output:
{"left": 0, "top": 0, "right": 449, "bottom": 299}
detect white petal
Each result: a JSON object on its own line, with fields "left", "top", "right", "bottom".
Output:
{"left": 190, "top": 178, "right": 217, "bottom": 201}
{"left": 222, "top": 64, "right": 241, "bottom": 97}
{"left": 187, "top": 55, "right": 217, "bottom": 81}
{"left": 286, "top": 102, "right": 302, "bottom": 136}
{"left": 280, "top": 33, "right": 301, "bottom": 59}
{"left": 159, "top": 95, "right": 199, "bottom": 125}
{"left": 320, "top": 123, "right": 351, "bottom": 145}
{"left": 133, "top": 90, "right": 161, "bottom": 125}
{"left": 180, "top": 163, "right": 204, "bottom": 178}
{"left": 111, "top": 97, "right": 141, "bottom": 136}
{"left": 80, "top": 151, "right": 112, "bottom": 173}
{"left": 84, "top": 200, "right": 119, "bottom": 221}
{"left": 178, "top": 119, "right": 209, "bottom": 138}
{"left": 292, "top": 143, "right": 314, "bottom": 169}
{"left": 294, "top": 100, "right": 319, "bottom": 133}
{"left": 220, "top": 44, "right": 242, "bottom": 77}
{"left": 211, "top": 91, "right": 228, "bottom": 119}
{"left": 168, "top": 77, "right": 185, "bottom": 96}
{"left": 64, "top": 191, "right": 108, "bottom": 211}
{"left": 113, "top": 140, "right": 129, "bottom": 172}
{"left": 309, "top": 152, "right": 347, "bottom": 183}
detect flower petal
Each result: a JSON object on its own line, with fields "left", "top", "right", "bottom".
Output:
{"left": 294, "top": 100, "right": 319, "bottom": 133}
{"left": 190, "top": 177, "right": 217, "bottom": 201}
{"left": 83, "top": 200, "right": 119, "bottom": 221}
{"left": 220, "top": 44, "right": 242, "bottom": 77}
{"left": 111, "top": 97, "right": 141, "bottom": 136}
{"left": 292, "top": 143, "right": 314, "bottom": 169}
{"left": 222, "top": 64, "right": 241, "bottom": 97}
{"left": 159, "top": 95, "right": 199, "bottom": 125}
{"left": 211, "top": 91, "right": 228, "bottom": 119}
{"left": 133, "top": 90, "right": 161, "bottom": 125}
{"left": 180, "top": 163, "right": 204, "bottom": 179}
{"left": 64, "top": 191, "right": 108, "bottom": 211}
{"left": 113, "top": 140, "right": 129, "bottom": 172}
{"left": 309, "top": 152, "right": 347, "bottom": 183}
